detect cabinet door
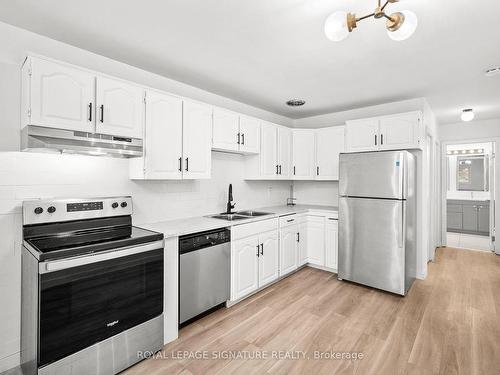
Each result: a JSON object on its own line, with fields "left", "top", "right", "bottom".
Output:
{"left": 478, "top": 205, "right": 490, "bottom": 234}
{"left": 144, "top": 91, "right": 183, "bottom": 179}
{"left": 279, "top": 224, "right": 298, "bottom": 276}
{"left": 260, "top": 122, "right": 278, "bottom": 178}
{"left": 307, "top": 216, "right": 325, "bottom": 266}
{"left": 182, "top": 100, "right": 213, "bottom": 179}
{"left": 239, "top": 116, "right": 260, "bottom": 154}
{"left": 278, "top": 127, "right": 292, "bottom": 178}
{"left": 232, "top": 236, "right": 259, "bottom": 300}
{"left": 346, "top": 119, "right": 379, "bottom": 152}
{"left": 259, "top": 230, "right": 280, "bottom": 287}
{"left": 379, "top": 112, "right": 420, "bottom": 150}
{"left": 462, "top": 205, "right": 479, "bottom": 233}
{"left": 96, "top": 76, "right": 144, "bottom": 138}
{"left": 29, "top": 57, "right": 95, "bottom": 132}
{"left": 292, "top": 130, "right": 315, "bottom": 179}
{"left": 212, "top": 108, "right": 239, "bottom": 152}
{"left": 316, "top": 126, "right": 345, "bottom": 180}
{"left": 298, "top": 220, "right": 308, "bottom": 266}
{"left": 325, "top": 218, "right": 338, "bottom": 270}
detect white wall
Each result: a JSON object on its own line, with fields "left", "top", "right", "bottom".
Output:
{"left": 293, "top": 181, "right": 339, "bottom": 206}
{"left": 292, "top": 98, "right": 429, "bottom": 128}
{"left": 0, "top": 151, "right": 290, "bottom": 372}
{"left": 440, "top": 118, "right": 500, "bottom": 141}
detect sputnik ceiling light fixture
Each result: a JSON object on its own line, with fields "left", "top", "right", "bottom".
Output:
{"left": 324, "top": 0, "right": 418, "bottom": 42}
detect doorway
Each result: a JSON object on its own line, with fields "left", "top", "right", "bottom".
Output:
{"left": 443, "top": 141, "right": 496, "bottom": 252}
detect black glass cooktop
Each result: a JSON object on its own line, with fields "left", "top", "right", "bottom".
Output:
{"left": 23, "top": 216, "right": 163, "bottom": 261}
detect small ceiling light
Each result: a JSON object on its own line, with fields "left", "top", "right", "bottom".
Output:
{"left": 324, "top": 0, "right": 417, "bottom": 42}
{"left": 286, "top": 99, "right": 306, "bottom": 107}
{"left": 461, "top": 109, "right": 475, "bottom": 122}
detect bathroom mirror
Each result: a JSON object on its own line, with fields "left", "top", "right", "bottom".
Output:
{"left": 457, "top": 155, "right": 489, "bottom": 192}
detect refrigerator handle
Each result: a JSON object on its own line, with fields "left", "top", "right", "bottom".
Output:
{"left": 398, "top": 203, "right": 404, "bottom": 248}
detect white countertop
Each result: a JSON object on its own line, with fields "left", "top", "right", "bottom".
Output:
{"left": 141, "top": 204, "right": 338, "bottom": 238}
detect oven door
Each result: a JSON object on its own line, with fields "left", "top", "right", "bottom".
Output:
{"left": 38, "top": 242, "right": 164, "bottom": 367}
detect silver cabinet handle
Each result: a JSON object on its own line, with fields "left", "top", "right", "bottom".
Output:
{"left": 256, "top": 244, "right": 260, "bottom": 257}
{"left": 260, "top": 243, "right": 264, "bottom": 256}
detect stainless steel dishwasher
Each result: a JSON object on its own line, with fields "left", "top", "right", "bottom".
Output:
{"left": 179, "top": 228, "right": 230, "bottom": 326}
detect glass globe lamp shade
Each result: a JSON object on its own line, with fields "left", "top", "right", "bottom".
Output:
{"left": 387, "top": 10, "right": 418, "bottom": 41}
{"left": 324, "top": 11, "right": 350, "bottom": 42}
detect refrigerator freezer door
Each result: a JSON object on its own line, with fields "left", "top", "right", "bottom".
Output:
{"left": 339, "top": 151, "right": 406, "bottom": 199}
{"left": 338, "top": 197, "right": 406, "bottom": 295}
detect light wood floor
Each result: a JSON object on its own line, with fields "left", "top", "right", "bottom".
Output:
{"left": 124, "top": 247, "right": 500, "bottom": 375}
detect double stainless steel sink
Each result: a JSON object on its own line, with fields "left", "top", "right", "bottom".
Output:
{"left": 208, "top": 210, "right": 272, "bottom": 221}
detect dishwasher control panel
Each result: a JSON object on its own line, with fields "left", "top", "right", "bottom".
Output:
{"left": 179, "top": 228, "right": 230, "bottom": 254}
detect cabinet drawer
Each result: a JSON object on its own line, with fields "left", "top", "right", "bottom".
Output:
{"left": 279, "top": 214, "right": 299, "bottom": 227}
{"left": 231, "top": 218, "right": 278, "bottom": 241}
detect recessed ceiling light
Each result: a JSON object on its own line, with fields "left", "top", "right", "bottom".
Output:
{"left": 286, "top": 99, "right": 306, "bottom": 107}
{"left": 461, "top": 108, "right": 474, "bottom": 122}
{"left": 485, "top": 67, "right": 500, "bottom": 77}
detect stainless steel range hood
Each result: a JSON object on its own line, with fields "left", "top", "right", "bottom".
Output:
{"left": 21, "top": 126, "right": 143, "bottom": 158}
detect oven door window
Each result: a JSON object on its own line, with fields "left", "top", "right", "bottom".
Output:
{"left": 39, "top": 249, "right": 163, "bottom": 367}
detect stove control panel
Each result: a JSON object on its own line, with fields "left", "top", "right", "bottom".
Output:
{"left": 23, "top": 197, "right": 133, "bottom": 225}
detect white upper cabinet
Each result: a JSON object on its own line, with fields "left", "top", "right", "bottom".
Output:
{"left": 26, "top": 57, "right": 95, "bottom": 132}
{"left": 141, "top": 91, "right": 183, "bottom": 179}
{"left": 277, "top": 127, "right": 292, "bottom": 178}
{"left": 212, "top": 111, "right": 261, "bottom": 154}
{"left": 259, "top": 230, "right": 280, "bottom": 286}
{"left": 346, "top": 118, "right": 379, "bottom": 152}
{"left": 182, "top": 100, "right": 213, "bottom": 179}
{"left": 292, "top": 129, "right": 315, "bottom": 179}
{"left": 259, "top": 122, "right": 279, "bottom": 178}
{"left": 346, "top": 112, "right": 422, "bottom": 152}
{"left": 379, "top": 112, "right": 421, "bottom": 150}
{"left": 238, "top": 115, "right": 260, "bottom": 154}
{"left": 316, "top": 126, "right": 345, "bottom": 180}
{"left": 96, "top": 76, "right": 144, "bottom": 138}
{"left": 212, "top": 108, "right": 240, "bottom": 152}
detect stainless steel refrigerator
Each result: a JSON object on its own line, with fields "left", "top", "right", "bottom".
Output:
{"left": 338, "top": 150, "right": 416, "bottom": 295}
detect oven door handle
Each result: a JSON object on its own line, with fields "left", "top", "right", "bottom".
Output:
{"left": 39, "top": 240, "right": 164, "bottom": 274}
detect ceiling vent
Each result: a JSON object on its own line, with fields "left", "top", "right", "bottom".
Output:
{"left": 485, "top": 67, "right": 500, "bottom": 77}
{"left": 286, "top": 99, "right": 306, "bottom": 107}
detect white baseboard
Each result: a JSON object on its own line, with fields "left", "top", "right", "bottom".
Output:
{"left": 0, "top": 352, "right": 20, "bottom": 373}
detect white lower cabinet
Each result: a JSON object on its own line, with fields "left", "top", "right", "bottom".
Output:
{"left": 306, "top": 216, "right": 326, "bottom": 266}
{"left": 306, "top": 213, "right": 338, "bottom": 271}
{"left": 231, "top": 220, "right": 279, "bottom": 301}
{"left": 279, "top": 219, "right": 299, "bottom": 276}
{"left": 298, "top": 218, "right": 308, "bottom": 266}
{"left": 325, "top": 218, "right": 338, "bottom": 270}
{"left": 232, "top": 235, "right": 260, "bottom": 301}
{"left": 231, "top": 212, "right": 338, "bottom": 303}
{"left": 258, "top": 231, "right": 280, "bottom": 286}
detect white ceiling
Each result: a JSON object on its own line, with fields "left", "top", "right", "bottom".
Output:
{"left": 0, "top": 0, "right": 499, "bottom": 124}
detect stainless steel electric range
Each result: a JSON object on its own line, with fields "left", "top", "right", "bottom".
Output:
{"left": 21, "top": 197, "right": 164, "bottom": 375}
